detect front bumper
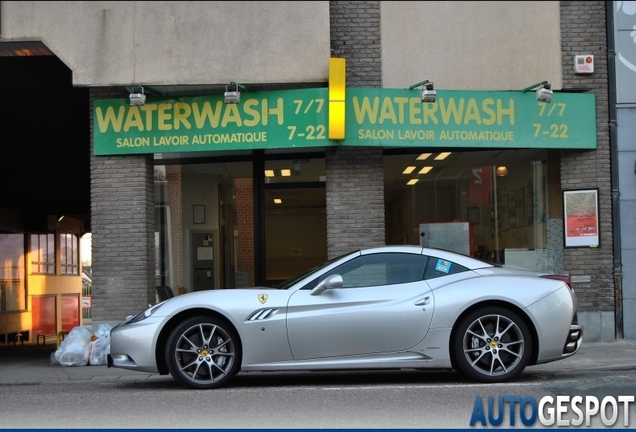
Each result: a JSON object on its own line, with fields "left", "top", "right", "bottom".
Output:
{"left": 107, "top": 318, "right": 163, "bottom": 374}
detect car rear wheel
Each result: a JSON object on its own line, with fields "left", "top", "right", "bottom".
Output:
{"left": 165, "top": 316, "right": 241, "bottom": 389}
{"left": 451, "top": 306, "right": 532, "bottom": 383}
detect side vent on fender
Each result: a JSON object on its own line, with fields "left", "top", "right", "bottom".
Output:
{"left": 247, "top": 308, "right": 280, "bottom": 321}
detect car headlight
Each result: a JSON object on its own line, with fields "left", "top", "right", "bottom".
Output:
{"left": 125, "top": 301, "right": 166, "bottom": 324}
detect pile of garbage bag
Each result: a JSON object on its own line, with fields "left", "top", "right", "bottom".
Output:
{"left": 51, "top": 324, "right": 112, "bottom": 367}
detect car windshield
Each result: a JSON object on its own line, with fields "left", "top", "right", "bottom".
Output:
{"left": 273, "top": 252, "right": 353, "bottom": 290}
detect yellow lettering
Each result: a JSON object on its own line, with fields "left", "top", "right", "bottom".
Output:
{"left": 140, "top": 105, "right": 156, "bottom": 130}
{"left": 243, "top": 99, "right": 260, "bottom": 127}
{"left": 423, "top": 102, "right": 439, "bottom": 125}
{"left": 221, "top": 104, "right": 242, "bottom": 127}
{"left": 409, "top": 98, "right": 422, "bottom": 125}
{"left": 379, "top": 97, "right": 398, "bottom": 124}
{"left": 269, "top": 98, "right": 284, "bottom": 125}
{"left": 173, "top": 103, "right": 192, "bottom": 130}
{"left": 481, "top": 99, "right": 496, "bottom": 126}
{"left": 192, "top": 101, "right": 223, "bottom": 128}
{"left": 95, "top": 106, "right": 126, "bottom": 133}
{"left": 124, "top": 107, "right": 145, "bottom": 132}
{"left": 497, "top": 99, "right": 515, "bottom": 125}
{"left": 439, "top": 98, "right": 464, "bottom": 125}
{"left": 393, "top": 97, "right": 409, "bottom": 124}
{"left": 353, "top": 96, "right": 380, "bottom": 124}
{"left": 463, "top": 98, "right": 481, "bottom": 125}
{"left": 158, "top": 103, "right": 173, "bottom": 130}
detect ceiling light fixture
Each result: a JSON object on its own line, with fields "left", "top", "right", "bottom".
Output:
{"left": 274, "top": 198, "right": 282, "bottom": 204}
{"left": 264, "top": 170, "right": 275, "bottom": 178}
{"left": 496, "top": 166, "right": 509, "bottom": 177}
{"left": 434, "top": 152, "right": 452, "bottom": 160}
{"left": 407, "top": 179, "right": 419, "bottom": 186}
{"left": 418, "top": 166, "right": 433, "bottom": 174}
{"left": 416, "top": 153, "right": 432, "bottom": 160}
{"left": 402, "top": 166, "right": 416, "bottom": 174}
{"left": 281, "top": 169, "right": 292, "bottom": 177}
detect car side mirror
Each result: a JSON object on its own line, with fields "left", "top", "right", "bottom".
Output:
{"left": 309, "top": 274, "right": 343, "bottom": 296}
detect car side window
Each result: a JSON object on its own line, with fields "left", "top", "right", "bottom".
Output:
{"left": 303, "top": 253, "right": 427, "bottom": 289}
{"left": 423, "top": 256, "right": 468, "bottom": 280}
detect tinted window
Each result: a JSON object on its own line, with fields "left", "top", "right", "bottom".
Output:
{"left": 423, "top": 256, "right": 468, "bottom": 280}
{"left": 303, "top": 253, "right": 427, "bottom": 289}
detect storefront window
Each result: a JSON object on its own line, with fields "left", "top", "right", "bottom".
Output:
{"left": 384, "top": 149, "right": 553, "bottom": 269}
{"left": 0, "top": 234, "right": 26, "bottom": 312}
{"left": 155, "top": 161, "right": 254, "bottom": 292}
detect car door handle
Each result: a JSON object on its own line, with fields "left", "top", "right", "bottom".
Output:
{"left": 414, "top": 296, "right": 431, "bottom": 306}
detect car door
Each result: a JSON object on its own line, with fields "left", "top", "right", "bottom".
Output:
{"left": 286, "top": 252, "right": 435, "bottom": 360}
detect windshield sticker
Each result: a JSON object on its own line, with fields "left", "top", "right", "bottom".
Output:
{"left": 435, "top": 259, "right": 452, "bottom": 274}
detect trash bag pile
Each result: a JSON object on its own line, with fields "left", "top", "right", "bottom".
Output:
{"left": 51, "top": 324, "right": 113, "bottom": 367}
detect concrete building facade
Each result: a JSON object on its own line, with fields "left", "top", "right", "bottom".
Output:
{"left": 0, "top": 1, "right": 625, "bottom": 343}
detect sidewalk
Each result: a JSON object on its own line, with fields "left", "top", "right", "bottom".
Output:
{"left": 1, "top": 339, "right": 635, "bottom": 385}
{"left": 0, "top": 341, "right": 166, "bottom": 385}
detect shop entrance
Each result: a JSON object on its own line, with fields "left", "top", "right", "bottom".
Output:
{"left": 264, "top": 185, "right": 327, "bottom": 287}
{"left": 190, "top": 231, "right": 216, "bottom": 291}
{"left": 155, "top": 155, "right": 327, "bottom": 291}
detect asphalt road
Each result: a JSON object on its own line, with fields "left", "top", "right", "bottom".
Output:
{"left": 1, "top": 368, "right": 635, "bottom": 429}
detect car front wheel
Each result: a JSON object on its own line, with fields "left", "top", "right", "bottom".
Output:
{"left": 452, "top": 306, "right": 532, "bottom": 383}
{"left": 165, "top": 316, "right": 241, "bottom": 389}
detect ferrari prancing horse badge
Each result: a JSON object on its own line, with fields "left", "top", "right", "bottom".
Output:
{"left": 258, "top": 294, "right": 268, "bottom": 304}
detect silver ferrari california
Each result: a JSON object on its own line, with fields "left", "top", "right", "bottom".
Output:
{"left": 107, "top": 245, "right": 582, "bottom": 389}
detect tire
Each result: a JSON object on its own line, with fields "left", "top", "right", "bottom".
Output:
{"left": 165, "top": 315, "right": 241, "bottom": 389}
{"left": 451, "top": 306, "right": 532, "bottom": 383}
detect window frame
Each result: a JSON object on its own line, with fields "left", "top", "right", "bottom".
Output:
{"left": 30, "top": 233, "right": 56, "bottom": 275}
{"left": 60, "top": 232, "right": 79, "bottom": 275}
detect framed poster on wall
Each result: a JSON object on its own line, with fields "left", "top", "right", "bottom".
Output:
{"left": 193, "top": 205, "right": 205, "bottom": 224}
{"left": 563, "top": 188, "right": 599, "bottom": 248}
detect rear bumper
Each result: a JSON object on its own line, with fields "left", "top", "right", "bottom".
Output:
{"left": 562, "top": 324, "right": 583, "bottom": 356}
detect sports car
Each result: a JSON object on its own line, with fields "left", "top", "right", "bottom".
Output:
{"left": 107, "top": 245, "right": 582, "bottom": 389}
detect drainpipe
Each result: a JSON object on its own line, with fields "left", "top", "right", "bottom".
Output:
{"left": 606, "top": 1, "right": 623, "bottom": 339}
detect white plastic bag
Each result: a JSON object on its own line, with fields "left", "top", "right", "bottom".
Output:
{"left": 94, "top": 323, "right": 113, "bottom": 339}
{"left": 54, "top": 326, "right": 92, "bottom": 367}
{"left": 89, "top": 336, "right": 111, "bottom": 366}
{"left": 88, "top": 323, "right": 112, "bottom": 366}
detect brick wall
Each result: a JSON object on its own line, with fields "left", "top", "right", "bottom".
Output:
{"left": 325, "top": 147, "right": 385, "bottom": 257}
{"left": 329, "top": 1, "right": 381, "bottom": 88}
{"left": 235, "top": 178, "right": 255, "bottom": 286}
{"left": 90, "top": 87, "right": 156, "bottom": 324}
{"left": 327, "top": 1, "right": 384, "bottom": 258}
{"left": 560, "top": 2, "right": 614, "bottom": 313}
{"left": 165, "top": 165, "right": 184, "bottom": 291}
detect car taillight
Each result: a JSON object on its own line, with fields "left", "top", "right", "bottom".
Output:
{"left": 540, "top": 274, "right": 572, "bottom": 290}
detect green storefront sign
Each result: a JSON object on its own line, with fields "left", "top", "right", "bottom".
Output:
{"left": 93, "top": 88, "right": 596, "bottom": 155}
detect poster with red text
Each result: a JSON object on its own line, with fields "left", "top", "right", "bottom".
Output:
{"left": 563, "top": 189, "right": 599, "bottom": 248}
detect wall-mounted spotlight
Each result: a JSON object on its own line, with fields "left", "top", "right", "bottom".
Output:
{"left": 409, "top": 80, "right": 436, "bottom": 103}
{"left": 129, "top": 86, "right": 146, "bottom": 106}
{"left": 522, "top": 81, "right": 553, "bottom": 103}
{"left": 224, "top": 82, "right": 241, "bottom": 104}
{"left": 536, "top": 83, "right": 552, "bottom": 103}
